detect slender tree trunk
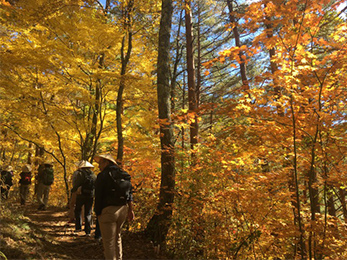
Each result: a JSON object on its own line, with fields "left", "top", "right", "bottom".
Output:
{"left": 36, "top": 146, "right": 45, "bottom": 159}
{"left": 91, "top": 77, "right": 101, "bottom": 160}
{"left": 181, "top": 72, "right": 186, "bottom": 170}
{"left": 226, "top": 0, "right": 248, "bottom": 89}
{"left": 34, "top": 146, "right": 44, "bottom": 195}
{"left": 185, "top": 0, "right": 198, "bottom": 151}
{"left": 0, "top": 129, "right": 5, "bottom": 161}
{"left": 308, "top": 133, "right": 320, "bottom": 221}
{"left": 290, "top": 95, "right": 306, "bottom": 259}
{"left": 82, "top": 69, "right": 101, "bottom": 161}
{"left": 327, "top": 188, "right": 336, "bottom": 217}
{"left": 264, "top": 2, "right": 278, "bottom": 75}
{"left": 146, "top": 0, "right": 175, "bottom": 248}
{"left": 264, "top": 2, "right": 304, "bottom": 257}
{"left": 196, "top": 3, "right": 201, "bottom": 107}
{"left": 27, "top": 142, "right": 33, "bottom": 164}
{"left": 117, "top": 2, "right": 133, "bottom": 165}
{"left": 83, "top": 0, "right": 112, "bottom": 163}
{"left": 186, "top": 1, "right": 204, "bottom": 256}
{"left": 338, "top": 188, "right": 347, "bottom": 223}
{"left": 263, "top": 1, "right": 282, "bottom": 109}
{"left": 170, "top": 9, "right": 183, "bottom": 113}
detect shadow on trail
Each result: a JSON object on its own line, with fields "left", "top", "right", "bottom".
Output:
{"left": 1, "top": 201, "right": 165, "bottom": 260}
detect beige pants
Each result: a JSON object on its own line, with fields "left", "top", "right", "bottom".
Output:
{"left": 98, "top": 205, "right": 128, "bottom": 260}
{"left": 19, "top": 184, "right": 30, "bottom": 205}
{"left": 36, "top": 182, "right": 51, "bottom": 206}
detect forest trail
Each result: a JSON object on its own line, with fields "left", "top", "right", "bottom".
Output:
{"left": 1, "top": 201, "right": 165, "bottom": 260}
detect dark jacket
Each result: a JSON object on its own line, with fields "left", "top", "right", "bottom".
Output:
{"left": 1, "top": 171, "right": 13, "bottom": 187}
{"left": 71, "top": 168, "right": 96, "bottom": 198}
{"left": 19, "top": 171, "right": 32, "bottom": 185}
{"left": 94, "top": 164, "right": 133, "bottom": 216}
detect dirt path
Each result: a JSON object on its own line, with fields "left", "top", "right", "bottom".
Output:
{"left": 1, "top": 201, "right": 165, "bottom": 260}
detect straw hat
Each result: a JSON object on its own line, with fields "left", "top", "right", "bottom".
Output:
{"left": 22, "top": 165, "right": 32, "bottom": 172}
{"left": 5, "top": 165, "right": 13, "bottom": 171}
{"left": 75, "top": 160, "right": 94, "bottom": 169}
{"left": 94, "top": 154, "right": 117, "bottom": 165}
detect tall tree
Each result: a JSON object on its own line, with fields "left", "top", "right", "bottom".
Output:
{"left": 116, "top": 0, "right": 134, "bottom": 165}
{"left": 185, "top": 0, "right": 199, "bottom": 151}
{"left": 146, "top": 0, "right": 175, "bottom": 248}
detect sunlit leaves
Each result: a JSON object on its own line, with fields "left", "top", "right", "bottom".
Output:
{"left": 192, "top": 0, "right": 347, "bottom": 258}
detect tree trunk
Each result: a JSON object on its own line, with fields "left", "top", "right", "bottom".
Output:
{"left": 185, "top": 0, "right": 198, "bottom": 150}
{"left": 264, "top": 1, "right": 282, "bottom": 107}
{"left": 327, "top": 188, "right": 336, "bottom": 217}
{"left": 290, "top": 96, "right": 306, "bottom": 259}
{"left": 226, "top": 0, "right": 248, "bottom": 89}
{"left": 117, "top": 2, "right": 133, "bottom": 165}
{"left": 82, "top": 69, "right": 101, "bottom": 162}
{"left": 338, "top": 188, "right": 347, "bottom": 223}
{"left": 186, "top": 1, "right": 205, "bottom": 256}
{"left": 170, "top": 9, "right": 183, "bottom": 113}
{"left": 145, "top": 0, "right": 175, "bottom": 248}
{"left": 27, "top": 142, "right": 33, "bottom": 164}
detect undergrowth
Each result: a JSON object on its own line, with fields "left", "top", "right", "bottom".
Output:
{"left": 0, "top": 202, "right": 47, "bottom": 260}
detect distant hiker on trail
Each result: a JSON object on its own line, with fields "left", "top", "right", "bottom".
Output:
{"left": 94, "top": 154, "right": 135, "bottom": 260}
{"left": 71, "top": 160, "right": 96, "bottom": 236}
{"left": 68, "top": 165, "right": 81, "bottom": 223}
{"left": 34, "top": 159, "right": 44, "bottom": 196}
{"left": 1, "top": 165, "right": 14, "bottom": 200}
{"left": 19, "top": 164, "right": 32, "bottom": 205}
{"left": 36, "top": 161, "right": 54, "bottom": 210}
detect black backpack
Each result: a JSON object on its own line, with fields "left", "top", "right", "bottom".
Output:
{"left": 21, "top": 172, "right": 31, "bottom": 185}
{"left": 81, "top": 170, "right": 95, "bottom": 196}
{"left": 1, "top": 171, "right": 13, "bottom": 186}
{"left": 106, "top": 169, "right": 132, "bottom": 206}
{"left": 42, "top": 167, "right": 54, "bottom": 185}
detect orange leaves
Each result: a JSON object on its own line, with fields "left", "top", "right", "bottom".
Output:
{"left": 203, "top": 45, "right": 257, "bottom": 75}
{"left": 171, "top": 109, "right": 200, "bottom": 127}
{"left": 178, "top": 0, "right": 347, "bottom": 258}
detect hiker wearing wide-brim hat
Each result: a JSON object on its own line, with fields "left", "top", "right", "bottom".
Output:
{"left": 94, "top": 154, "right": 118, "bottom": 165}
{"left": 22, "top": 165, "right": 32, "bottom": 172}
{"left": 1, "top": 165, "right": 14, "bottom": 200}
{"left": 37, "top": 161, "right": 54, "bottom": 210}
{"left": 5, "top": 165, "right": 13, "bottom": 172}
{"left": 75, "top": 160, "right": 94, "bottom": 169}
{"left": 70, "top": 160, "right": 96, "bottom": 236}
{"left": 67, "top": 160, "right": 93, "bottom": 224}
{"left": 19, "top": 164, "right": 32, "bottom": 205}
{"left": 93, "top": 153, "right": 135, "bottom": 260}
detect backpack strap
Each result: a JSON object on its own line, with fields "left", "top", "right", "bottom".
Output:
{"left": 109, "top": 171, "right": 115, "bottom": 181}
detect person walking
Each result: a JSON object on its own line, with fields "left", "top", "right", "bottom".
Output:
{"left": 68, "top": 167, "right": 82, "bottom": 223}
{"left": 1, "top": 165, "right": 13, "bottom": 200}
{"left": 94, "top": 154, "right": 135, "bottom": 260}
{"left": 36, "top": 161, "right": 54, "bottom": 210}
{"left": 71, "top": 160, "right": 96, "bottom": 236}
{"left": 19, "top": 165, "right": 32, "bottom": 205}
